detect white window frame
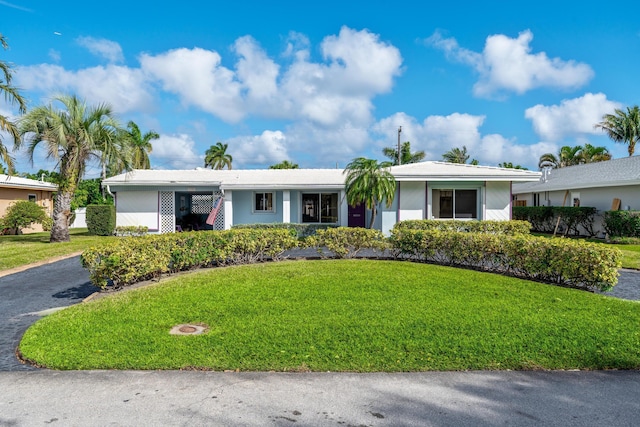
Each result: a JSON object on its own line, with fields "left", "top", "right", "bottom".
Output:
{"left": 431, "top": 187, "right": 481, "bottom": 220}
{"left": 254, "top": 192, "right": 275, "bottom": 213}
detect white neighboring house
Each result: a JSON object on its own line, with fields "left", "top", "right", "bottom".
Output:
{"left": 102, "top": 162, "right": 541, "bottom": 234}
{"left": 512, "top": 156, "right": 640, "bottom": 236}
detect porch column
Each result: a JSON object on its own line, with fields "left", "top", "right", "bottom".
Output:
{"left": 282, "top": 190, "right": 291, "bottom": 223}
{"left": 223, "top": 190, "right": 233, "bottom": 230}
{"left": 340, "top": 190, "right": 349, "bottom": 226}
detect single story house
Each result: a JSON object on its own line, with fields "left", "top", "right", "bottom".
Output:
{"left": 512, "top": 155, "right": 640, "bottom": 236}
{"left": 102, "top": 162, "right": 541, "bottom": 234}
{"left": 1, "top": 174, "right": 57, "bottom": 233}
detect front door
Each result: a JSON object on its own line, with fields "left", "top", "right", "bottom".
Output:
{"left": 348, "top": 203, "right": 366, "bottom": 228}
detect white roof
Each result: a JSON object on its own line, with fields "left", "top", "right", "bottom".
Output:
{"left": 0, "top": 174, "right": 57, "bottom": 191}
{"left": 103, "top": 162, "right": 541, "bottom": 190}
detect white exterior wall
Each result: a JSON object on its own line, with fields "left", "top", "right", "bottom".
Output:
{"left": 116, "top": 191, "right": 160, "bottom": 230}
{"left": 485, "top": 181, "right": 511, "bottom": 220}
{"left": 399, "top": 181, "right": 426, "bottom": 221}
{"left": 70, "top": 207, "right": 87, "bottom": 228}
{"left": 224, "top": 190, "right": 233, "bottom": 230}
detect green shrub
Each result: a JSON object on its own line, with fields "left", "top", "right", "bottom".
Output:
{"left": 114, "top": 226, "right": 148, "bottom": 237}
{"left": 232, "top": 222, "right": 337, "bottom": 238}
{"left": 304, "top": 227, "right": 389, "bottom": 258}
{"left": 0, "top": 200, "right": 48, "bottom": 234}
{"left": 393, "top": 219, "right": 532, "bottom": 235}
{"left": 81, "top": 228, "right": 299, "bottom": 289}
{"left": 389, "top": 228, "right": 621, "bottom": 291}
{"left": 603, "top": 211, "right": 640, "bottom": 238}
{"left": 513, "top": 206, "right": 597, "bottom": 236}
{"left": 86, "top": 205, "right": 116, "bottom": 236}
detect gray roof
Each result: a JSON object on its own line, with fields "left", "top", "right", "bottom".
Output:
{"left": 0, "top": 174, "right": 57, "bottom": 191}
{"left": 513, "top": 156, "right": 640, "bottom": 193}
{"left": 103, "top": 162, "right": 541, "bottom": 190}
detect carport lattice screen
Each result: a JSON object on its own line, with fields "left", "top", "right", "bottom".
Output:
{"left": 160, "top": 191, "right": 175, "bottom": 233}
{"left": 191, "top": 194, "right": 214, "bottom": 214}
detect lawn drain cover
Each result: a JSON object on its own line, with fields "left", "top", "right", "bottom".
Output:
{"left": 170, "top": 324, "right": 208, "bottom": 336}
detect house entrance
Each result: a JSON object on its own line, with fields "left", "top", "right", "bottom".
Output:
{"left": 348, "top": 203, "right": 366, "bottom": 228}
{"left": 175, "top": 192, "right": 224, "bottom": 231}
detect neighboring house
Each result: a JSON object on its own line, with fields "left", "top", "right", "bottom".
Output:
{"left": 0, "top": 174, "right": 57, "bottom": 233}
{"left": 512, "top": 156, "right": 640, "bottom": 236}
{"left": 102, "top": 162, "right": 541, "bottom": 234}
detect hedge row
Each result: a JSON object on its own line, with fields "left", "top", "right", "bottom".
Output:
{"left": 389, "top": 229, "right": 620, "bottom": 291}
{"left": 304, "top": 227, "right": 389, "bottom": 258}
{"left": 512, "top": 206, "right": 597, "bottom": 236}
{"left": 232, "top": 223, "right": 337, "bottom": 238}
{"left": 81, "top": 228, "right": 298, "bottom": 289}
{"left": 394, "top": 219, "right": 531, "bottom": 235}
{"left": 603, "top": 211, "right": 640, "bottom": 238}
{"left": 86, "top": 205, "right": 116, "bottom": 236}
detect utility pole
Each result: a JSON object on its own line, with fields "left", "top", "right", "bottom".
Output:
{"left": 397, "top": 126, "right": 402, "bottom": 165}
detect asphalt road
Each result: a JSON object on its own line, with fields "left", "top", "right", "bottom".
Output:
{"left": 0, "top": 257, "right": 639, "bottom": 426}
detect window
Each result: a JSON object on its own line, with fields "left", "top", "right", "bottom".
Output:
{"left": 302, "top": 193, "right": 338, "bottom": 223}
{"left": 254, "top": 192, "right": 274, "bottom": 212}
{"left": 434, "top": 189, "right": 478, "bottom": 219}
{"left": 28, "top": 194, "right": 37, "bottom": 203}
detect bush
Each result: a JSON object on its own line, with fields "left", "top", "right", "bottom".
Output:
{"left": 0, "top": 200, "right": 48, "bottom": 234}
{"left": 603, "top": 211, "right": 640, "bottom": 238}
{"left": 81, "top": 228, "right": 299, "bottom": 289}
{"left": 389, "top": 228, "right": 621, "bottom": 291}
{"left": 115, "top": 226, "right": 149, "bottom": 237}
{"left": 304, "top": 227, "right": 389, "bottom": 258}
{"left": 232, "top": 222, "right": 337, "bottom": 238}
{"left": 393, "top": 219, "right": 532, "bottom": 235}
{"left": 86, "top": 205, "right": 116, "bottom": 236}
{"left": 513, "top": 206, "right": 597, "bottom": 236}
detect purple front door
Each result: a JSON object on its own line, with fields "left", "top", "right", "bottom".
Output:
{"left": 348, "top": 203, "right": 366, "bottom": 228}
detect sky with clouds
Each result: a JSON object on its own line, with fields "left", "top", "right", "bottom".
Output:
{"left": 1, "top": 0, "right": 639, "bottom": 175}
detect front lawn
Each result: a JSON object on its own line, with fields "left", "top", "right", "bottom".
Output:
{"left": 19, "top": 260, "right": 640, "bottom": 371}
{"left": 0, "top": 229, "right": 115, "bottom": 271}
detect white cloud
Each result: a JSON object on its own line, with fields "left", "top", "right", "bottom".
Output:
{"left": 151, "top": 134, "right": 202, "bottom": 169}
{"left": 230, "top": 130, "right": 289, "bottom": 168}
{"left": 427, "top": 30, "right": 594, "bottom": 97}
{"left": 76, "top": 36, "right": 124, "bottom": 63}
{"left": 524, "top": 92, "right": 621, "bottom": 141}
{"left": 16, "top": 64, "right": 154, "bottom": 114}
{"left": 48, "top": 49, "right": 61, "bottom": 62}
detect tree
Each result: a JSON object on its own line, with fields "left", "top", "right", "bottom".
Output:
{"left": 343, "top": 157, "right": 396, "bottom": 229}
{"left": 204, "top": 142, "right": 233, "bottom": 170}
{"left": 269, "top": 160, "right": 299, "bottom": 169}
{"left": 121, "top": 121, "right": 159, "bottom": 170}
{"left": 498, "top": 162, "right": 528, "bottom": 170}
{"left": 538, "top": 144, "right": 610, "bottom": 169}
{"left": 579, "top": 143, "right": 611, "bottom": 164}
{"left": 382, "top": 141, "right": 426, "bottom": 165}
{"left": 442, "top": 146, "right": 478, "bottom": 165}
{"left": 0, "top": 33, "right": 27, "bottom": 175}
{"left": 15, "top": 95, "right": 126, "bottom": 243}
{"left": 595, "top": 106, "right": 640, "bottom": 156}
{"left": 0, "top": 200, "right": 47, "bottom": 234}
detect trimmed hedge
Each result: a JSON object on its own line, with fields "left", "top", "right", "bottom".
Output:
{"left": 603, "top": 211, "right": 640, "bottom": 238}
{"left": 86, "top": 205, "right": 116, "bottom": 236}
{"left": 389, "top": 228, "right": 621, "bottom": 291}
{"left": 232, "top": 222, "right": 337, "bottom": 238}
{"left": 81, "top": 228, "right": 299, "bottom": 289}
{"left": 513, "top": 206, "right": 598, "bottom": 236}
{"left": 394, "top": 219, "right": 531, "bottom": 235}
{"left": 115, "top": 226, "right": 149, "bottom": 237}
{"left": 304, "top": 227, "right": 389, "bottom": 258}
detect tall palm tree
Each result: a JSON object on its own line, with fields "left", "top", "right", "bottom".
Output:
{"left": 538, "top": 144, "right": 610, "bottom": 169}
{"left": 0, "top": 33, "right": 27, "bottom": 175}
{"left": 579, "top": 143, "right": 611, "bottom": 164}
{"left": 204, "top": 142, "right": 232, "bottom": 170}
{"left": 343, "top": 157, "right": 396, "bottom": 229}
{"left": 269, "top": 160, "right": 299, "bottom": 169}
{"left": 120, "top": 121, "right": 159, "bottom": 171}
{"left": 382, "top": 141, "right": 426, "bottom": 165}
{"left": 15, "top": 94, "right": 126, "bottom": 242}
{"left": 595, "top": 106, "right": 640, "bottom": 156}
{"left": 442, "top": 145, "right": 478, "bottom": 165}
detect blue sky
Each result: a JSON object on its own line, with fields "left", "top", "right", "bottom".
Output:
{"left": 2, "top": 0, "right": 639, "bottom": 175}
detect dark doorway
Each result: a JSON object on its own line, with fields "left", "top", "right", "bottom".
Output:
{"left": 348, "top": 203, "right": 366, "bottom": 228}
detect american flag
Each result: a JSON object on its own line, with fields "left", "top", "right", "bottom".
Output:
{"left": 205, "top": 196, "right": 223, "bottom": 226}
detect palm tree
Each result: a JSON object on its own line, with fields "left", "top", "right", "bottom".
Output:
{"left": 498, "top": 162, "right": 528, "bottom": 170}
{"left": 15, "top": 94, "right": 126, "bottom": 243}
{"left": 382, "top": 141, "right": 426, "bottom": 165}
{"left": 442, "top": 146, "right": 478, "bottom": 165}
{"left": 595, "top": 106, "right": 640, "bottom": 156}
{"left": 538, "top": 145, "right": 610, "bottom": 169}
{"left": 204, "top": 142, "right": 232, "bottom": 170}
{"left": 579, "top": 143, "right": 611, "bottom": 164}
{"left": 269, "top": 160, "right": 299, "bottom": 169}
{"left": 121, "top": 121, "right": 159, "bottom": 171}
{"left": 0, "top": 33, "right": 27, "bottom": 175}
{"left": 343, "top": 157, "right": 396, "bottom": 229}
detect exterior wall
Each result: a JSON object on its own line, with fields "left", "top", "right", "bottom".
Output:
{"left": 485, "top": 181, "right": 511, "bottom": 220}
{"left": 426, "top": 181, "right": 485, "bottom": 220}
{"left": 399, "top": 181, "right": 426, "bottom": 221}
{"left": 70, "top": 207, "right": 87, "bottom": 228}
{"left": 232, "top": 190, "right": 284, "bottom": 225}
{"left": 0, "top": 187, "right": 54, "bottom": 233}
{"left": 115, "top": 191, "right": 160, "bottom": 230}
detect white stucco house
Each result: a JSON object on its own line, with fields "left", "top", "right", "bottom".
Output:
{"left": 512, "top": 156, "right": 640, "bottom": 235}
{"left": 102, "top": 162, "right": 541, "bottom": 234}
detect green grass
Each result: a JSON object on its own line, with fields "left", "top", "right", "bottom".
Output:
{"left": 613, "top": 244, "right": 640, "bottom": 270}
{"left": 19, "top": 260, "right": 640, "bottom": 371}
{"left": 0, "top": 229, "right": 115, "bottom": 271}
